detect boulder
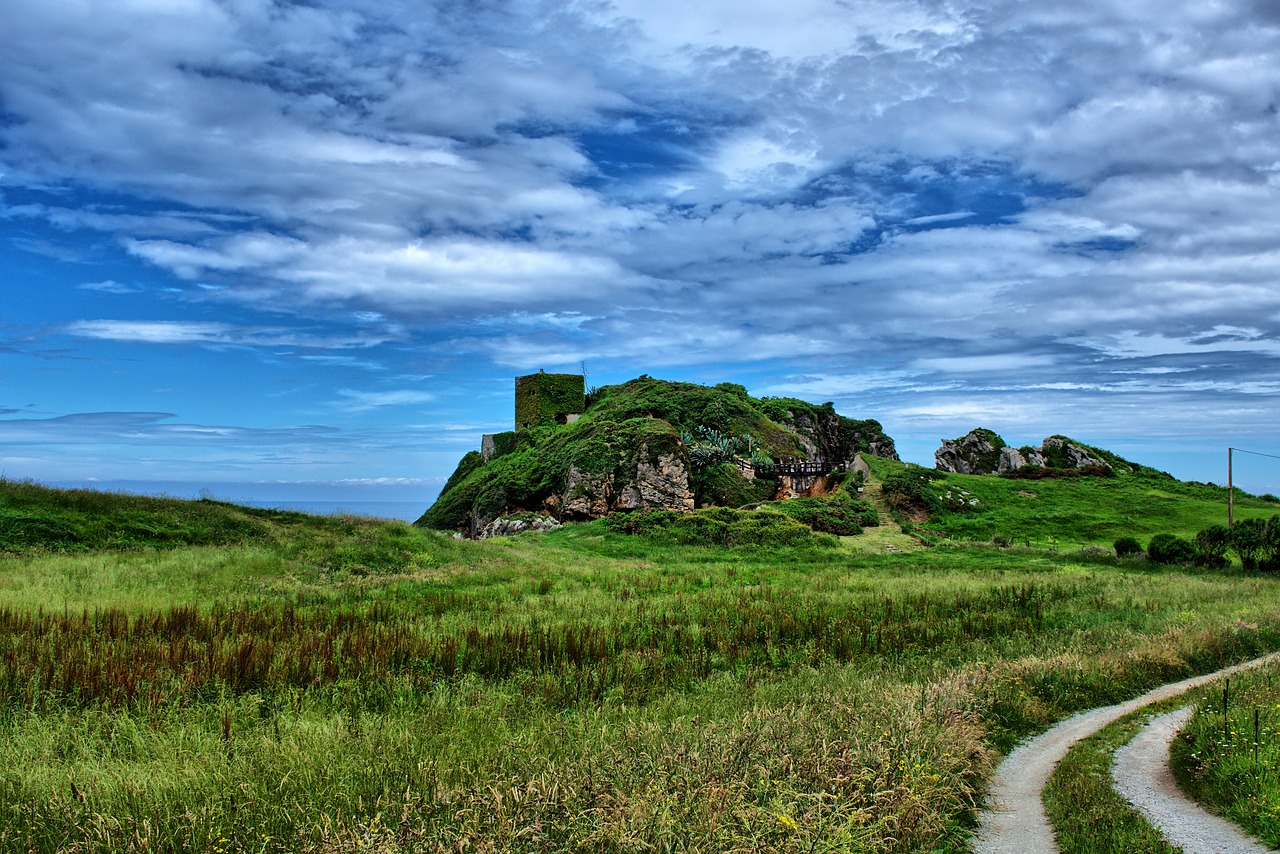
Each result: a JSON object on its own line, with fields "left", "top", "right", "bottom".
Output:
{"left": 1041, "top": 436, "right": 1112, "bottom": 472}
{"left": 997, "top": 446, "right": 1045, "bottom": 473}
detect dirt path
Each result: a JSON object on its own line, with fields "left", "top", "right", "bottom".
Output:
{"left": 972, "top": 652, "right": 1280, "bottom": 853}
{"left": 1113, "top": 707, "right": 1274, "bottom": 853}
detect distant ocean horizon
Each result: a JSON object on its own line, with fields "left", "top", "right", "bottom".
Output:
{"left": 237, "top": 500, "right": 425, "bottom": 522}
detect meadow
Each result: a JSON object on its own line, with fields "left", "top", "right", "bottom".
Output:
{"left": 3, "top": 478, "right": 1280, "bottom": 851}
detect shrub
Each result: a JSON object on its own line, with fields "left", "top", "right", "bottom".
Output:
{"left": 603, "top": 507, "right": 833, "bottom": 548}
{"left": 1146, "top": 533, "right": 1195, "bottom": 565}
{"left": 692, "top": 462, "right": 774, "bottom": 508}
{"left": 771, "top": 494, "right": 878, "bottom": 536}
{"left": 881, "top": 468, "right": 943, "bottom": 516}
{"left": 1231, "top": 518, "right": 1265, "bottom": 570}
{"left": 1193, "top": 524, "right": 1230, "bottom": 568}
{"left": 1113, "top": 536, "right": 1142, "bottom": 558}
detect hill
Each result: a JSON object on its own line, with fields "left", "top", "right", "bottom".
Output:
{"left": 416, "top": 376, "right": 896, "bottom": 537}
{"left": 862, "top": 451, "right": 1278, "bottom": 548}
{"left": 0, "top": 478, "right": 437, "bottom": 578}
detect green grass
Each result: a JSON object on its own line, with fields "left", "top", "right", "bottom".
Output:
{"left": 5, "top": 481, "right": 1280, "bottom": 850}
{"left": 1169, "top": 661, "right": 1280, "bottom": 847}
{"left": 862, "top": 454, "right": 1274, "bottom": 548}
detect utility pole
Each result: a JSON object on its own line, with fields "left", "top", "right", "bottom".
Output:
{"left": 1228, "top": 447, "right": 1234, "bottom": 527}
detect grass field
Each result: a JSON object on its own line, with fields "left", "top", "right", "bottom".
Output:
{"left": 862, "top": 454, "right": 1277, "bottom": 548}
{"left": 4, "top": 477, "right": 1280, "bottom": 851}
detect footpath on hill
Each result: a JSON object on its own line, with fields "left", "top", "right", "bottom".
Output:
{"left": 849, "top": 455, "right": 921, "bottom": 554}
{"left": 972, "top": 651, "right": 1280, "bottom": 853}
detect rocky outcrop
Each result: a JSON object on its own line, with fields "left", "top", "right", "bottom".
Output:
{"left": 935, "top": 429, "right": 1005, "bottom": 474}
{"left": 560, "top": 443, "right": 695, "bottom": 520}
{"left": 1041, "top": 436, "right": 1111, "bottom": 471}
{"left": 997, "top": 446, "right": 1045, "bottom": 473}
{"left": 783, "top": 410, "right": 900, "bottom": 464}
{"left": 935, "top": 431, "right": 1114, "bottom": 476}
{"left": 617, "top": 446, "right": 695, "bottom": 512}
{"left": 561, "top": 465, "right": 613, "bottom": 519}
{"left": 417, "top": 375, "right": 898, "bottom": 536}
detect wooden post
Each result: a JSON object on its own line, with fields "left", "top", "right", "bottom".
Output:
{"left": 1229, "top": 447, "right": 1234, "bottom": 528}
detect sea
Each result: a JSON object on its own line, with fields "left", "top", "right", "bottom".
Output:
{"left": 238, "top": 501, "right": 425, "bottom": 522}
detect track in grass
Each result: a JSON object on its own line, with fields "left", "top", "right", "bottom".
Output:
{"left": 973, "top": 652, "right": 1280, "bottom": 854}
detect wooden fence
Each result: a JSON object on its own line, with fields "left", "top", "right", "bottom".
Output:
{"left": 751, "top": 460, "right": 836, "bottom": 479}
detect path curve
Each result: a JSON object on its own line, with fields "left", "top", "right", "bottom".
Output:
{"left": 1112, "top": 706, "right": 1273, "bottom": 853}
{"left": 972, "top": 652, "right": 1280, "bottom": 853}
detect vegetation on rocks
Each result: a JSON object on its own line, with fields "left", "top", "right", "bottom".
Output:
{"left": 419, "top": 376, "right": 895, "bottom": 536}
{"left": 861, "top": 454, "right": 1275, "bottom": 548}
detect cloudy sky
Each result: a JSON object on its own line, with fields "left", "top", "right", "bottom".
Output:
{"left": 3, "top": 0, "right": 1280, "bottom": 510}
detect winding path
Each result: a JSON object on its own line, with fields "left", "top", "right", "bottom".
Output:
{"left": 1113, "top": 707, "right": 1273, "bottom": 853}
{"left": 972, "top": 652, "right": 1280, "bottom": 853}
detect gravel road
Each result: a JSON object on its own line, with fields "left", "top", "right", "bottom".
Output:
{"left": 1113, "top": 707, "right": 1274, "bottom": 853}
{"left": 972, "top": 652, "right": 1280, "bottom": 853}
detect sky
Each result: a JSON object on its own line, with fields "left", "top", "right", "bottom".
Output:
{"left": 3, "top": 0, "right": 1280, "bottom": 511}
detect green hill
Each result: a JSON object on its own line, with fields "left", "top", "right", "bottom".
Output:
{"left": 416, "top": 376, "right": 895, "bottom": 537}
{"left": 862, "top": 452, "right": 1277, "bottom": 548}
{"left": 0, "top": 479, "right": 436, "bottom": 577}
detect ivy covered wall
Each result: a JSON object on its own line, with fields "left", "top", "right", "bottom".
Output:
{"left": 515, "top": 372, "right": 585, "bottom": 431}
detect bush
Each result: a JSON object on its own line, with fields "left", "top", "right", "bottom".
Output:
{"left": 603, "top": 507, "right": 834, "bottom": 548}
{"left": 771, "top": 494, "right": 878, "bottom": 536}
{"left": 1113, "top": 536, "right": 1142, "bottom": 558}
{"left": 1193, "top": 525, "right": 1230, "bottom": 568}
{"left": 881, "top": 468, "right": 943, "bottom": 516}
{"left": 1146, "top": 533, "right": 1195, "bottom": 565}
{"left": 692, "top": 462, "right": 774, "bottom": 508}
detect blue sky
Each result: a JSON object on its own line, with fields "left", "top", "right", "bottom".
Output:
{"left": 3, "top": 0, "right": 1280, "bottom": 508}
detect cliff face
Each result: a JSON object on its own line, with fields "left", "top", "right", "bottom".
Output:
{"left": 416, "top": 376, "right": 897, "bottom": 536}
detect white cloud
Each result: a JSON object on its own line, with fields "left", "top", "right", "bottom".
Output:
{"left": 334, "top": 389, "right": 434, "bottom": 411}
{"left": 78, "top": 280, "right": 141, "bottom": 294}
{"left": 66, "top": 320, "right": 389, "bottom": 349}
{"left": 5, "top": 0, "right": 1280, "bottom": 485}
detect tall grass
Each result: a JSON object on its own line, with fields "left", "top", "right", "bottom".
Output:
{"left": 1170, "top": 660, "right": 1280, "bottom": 846}
{"left": 6, "top": 482, "right": 1280, "bottom": 850}
{"left": 5, "top": 529, "right": 1280, "bottom": 850}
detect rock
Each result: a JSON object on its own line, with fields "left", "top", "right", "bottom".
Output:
{"left": 561, "top": 465, "right": 612, "bottom": 520}
{"left": 478, "top": 515, "right": 563, "bottom": 539}
{"left": 1041, "top": 437, "right": 1112, "bottom": 471}
{"left": 616, "top": 443, "right": 695, "bottom": 512}
{"left": 935, "top": 430, "right": 1004, "bottom": 474}
{"left": 867, "top": 440, "right": 899, "bottom": 460}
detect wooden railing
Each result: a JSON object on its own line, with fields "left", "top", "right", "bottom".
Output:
{"left": 751, "top": 460, "right": 836, "bottom": 479}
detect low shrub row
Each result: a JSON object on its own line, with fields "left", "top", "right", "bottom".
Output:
{"left": 602, "top": 506, "right": 837, "bottom": 548}
{"left": 1113, "top": 516, "right": 1280, "bottom": 569}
